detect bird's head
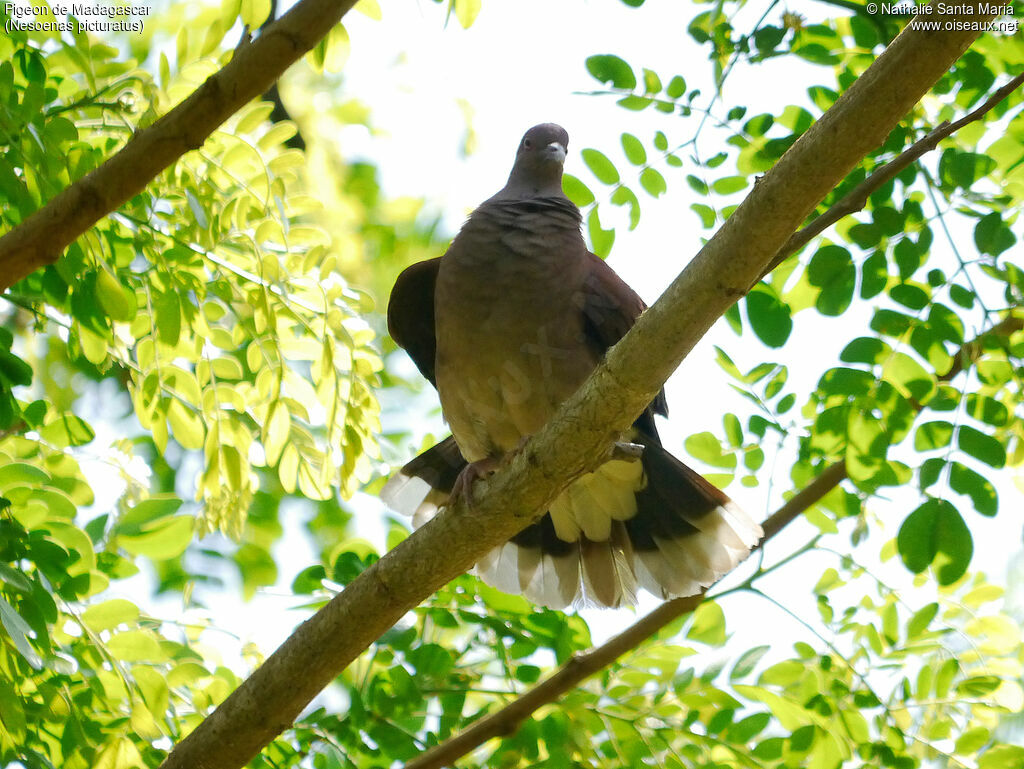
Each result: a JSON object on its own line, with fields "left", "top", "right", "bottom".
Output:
{"left": 505, "top": 123, "right": 569, "bottom": 196}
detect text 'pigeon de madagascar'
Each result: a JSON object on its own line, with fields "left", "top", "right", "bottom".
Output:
{"left": 383, "top": 123, "right": 763, "bottom": 609}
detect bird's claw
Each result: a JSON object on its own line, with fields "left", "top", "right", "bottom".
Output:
{"left": 450, "top": 456, "right": 502, "bottom": 511}
{"left": 609, "top": 440, "right": 644, "bottom": 462}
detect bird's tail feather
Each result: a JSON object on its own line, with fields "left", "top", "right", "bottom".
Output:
{"left": 382, "top": 435, "right": 762, "bottom": 609}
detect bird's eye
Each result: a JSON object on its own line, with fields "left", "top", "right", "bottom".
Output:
{"left": 523, "top": 138, "right": 533, "bottom": 149}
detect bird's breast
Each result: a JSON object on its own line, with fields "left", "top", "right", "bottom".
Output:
{"left": 433, "top": 218, "right": 595, "bottom": 459}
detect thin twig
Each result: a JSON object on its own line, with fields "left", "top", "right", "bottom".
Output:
{"left": 941, "top": 315, "right": 1023, "bottom": 381}
{"left": 755, "top": 71, "right": 1024, "bottom": 286}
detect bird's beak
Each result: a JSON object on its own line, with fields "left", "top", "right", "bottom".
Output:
{"left": 544, "top": 142, "right": 567, "bottom": 165}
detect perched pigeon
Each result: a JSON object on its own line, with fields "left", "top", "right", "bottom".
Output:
{"left": 383, "top": 123, "right": 762, "bottom": 609}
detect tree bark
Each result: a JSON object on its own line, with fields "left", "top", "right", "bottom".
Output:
{"left": 0, "top": 0, "right": 357, "bottom": 292}
{"left": 156, "top": 6, "right": 996, "bottom": 768}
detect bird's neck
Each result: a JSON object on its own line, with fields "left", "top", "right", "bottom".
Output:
{"left": 497, "top": 169, "right": 565, "bottom": 200}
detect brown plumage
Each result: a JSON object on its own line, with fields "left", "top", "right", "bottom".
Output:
{"left": 384, "top": 123, "right": 762, "bottom": 608}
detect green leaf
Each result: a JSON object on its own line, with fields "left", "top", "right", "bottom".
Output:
{"left": 966, "top": 394, "right": 1008, "bottom": 426}
{"left": 731, "top": 646, "right": 770, "bottom": 679}
{"left": 264, "top": 401, "right": 290, "bottom": 465}
{"left": 974, "top": 212, "right": 1017, "bottom": 256}
{"left": 914, "top": 421, "right": 953, "bottom": 451}
{"left": 95, "top": 737, "right": 145, "bottom": 769}
{"left": 745, "top": 285, "right": 792, "bottom": 348}
{"left": 928, "top": 303, "right": 964, "bottom": 344}
{"left": 723, "top": 413, "right": 742, "bottom": 446}
{"left": 586, "top": 207, "right": 615, "bottom": 257}
{"left": 154, "top": 289, "right": 182, "bottom": 346}
{"left": 684, "top": 432, "right": 736, "bottom": 469}
{"left": 939, "top": 149, "right": 996, "bottom": 189}
{"left": 906, "top": 602, "right": 938, "bottom": 638}
{"left": 0, "top": 563, "right": 32, "bottom": 593}
{"left": 166, "top": 400, "right": 204, "bottom": 449}
{"left": 688, "top": 601, "right": 726, "bottom": 646}
{"left": 582, "top": 148, "right": 619, "bottom": 184}
{"left": 978, "top": 745, "right": 1024, "bottom": 769}
{"left": 585, "top": 54, "right": 636, "bottom": 90}
{"left": 666, "top": 74, "right": 686, "bottom": 99}
{"left": 949, "top": 461, "right": 998, "bottom": 516}
{"left": 950, "top": 283, "right": 975, "bottom": 308}
{"left": 321, "top": 22, "right": 350, "bottom": 72}
{"left": 712, "top": 176, "right": 747, "bottom": 195}
{"left": 957, "top": 425, "right": 1006, "bottom": 468}
{"left": 106, "top": 630, "right": 165, "bottom": 662}
{"left": 240, "top": 0, "right": 271, "bottom": 27}
{"left": 96, "top": 268, "right": 136, "bottom": 322}
{"left": 889, "top": 282, "right": 929, "bottom": 310}
{"left": 691, "top": 203, "right": 715, "bottom": 228}
{"left": 860, "top": 250, "right": 888, "bottom": 299}
{"left": 807, "top": 245, "right": 855, "bottom": 316}
{"left": 957, "top": 675, "right": 1001, "bottom": 697}
{"left": 813, "top": 567, "right": 842, "bottom": 594}
{"left": 610, "top": 185, "right": 640, "bottom": 229}
{"left": 39, "top": 415, "right": 95, "bottom": 447}
{"left": 0, "top": 462, "right": 50, "bottom": 490}
{"left": 840, "top": 337, "right": 890, "bottom": 365}
{"left": 639, "top": 167, "right": 666, "bottom": 197}
{"left": 955, "top": 727, "right": 991, "bottom": 755}
{"left": 82, "top": 598, "right": 141, "bottom": 632}
{"left": 620, "top": 133, "right": 646, "bottom": 165}
{"left": 234, "top": 543, "right": 278, "bottom": 600}
{"left": 616, "top": 95, "right": 652, "bottom": 111}
{"left": 744, "top": 114, "right": 774, "bottom": 137}
{"left": 562, "top": 173, "right": 594, "bottom": 207}
{"left": 117, "top": 516, "right": 193, "bottom": 560}
{"left": 882, "top": 352, "right": 934, "bottom": 402}
{"left": 893, "top": 238, "right": 922, "bottom": 279}
{"left": 0, "top": 595, "right": 42, "bottom": 668}
{"left": 897, "top": 499, "right": 972, "bottom": 585}
{"left": 0, "top": 350, "right": 32, "bottom": 387}
{"left": 686, "top": 174, "right": 709, "bottom": 195}
{"left": 453, "top": 0, "right": 481, "bottom": 28}
{"left": 727, "top": 712, "right": 770, "bottom": 743}
{"left": 119, "top": 496, "right": 184, "bottom": 530}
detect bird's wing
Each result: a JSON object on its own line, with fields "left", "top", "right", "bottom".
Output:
{"left": 578, "top": 251, "right": 668, "bottom": 419}
{"left": 387, "top": 257, "right": 441, "bottom": 386}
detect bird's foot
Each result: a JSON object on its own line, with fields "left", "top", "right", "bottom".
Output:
{"left": 450, "top": 455, "right": 503, "bottom": 511}
{"left": 608, "top": 440, "right": 644, "bottom": 462}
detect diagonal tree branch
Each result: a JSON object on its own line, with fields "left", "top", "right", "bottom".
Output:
{"left": 401, "top": 302, "right": 1024, "bottom": 769}
{"left": 149, "top": 6, "right": 997, "bottom": 768}
{"left": 0, "top": 0, "right": 357, "bottom": 292}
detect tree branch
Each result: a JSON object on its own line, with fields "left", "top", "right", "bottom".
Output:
{"left": 0, "top": 0, "right": 356, "bottom": 292}
{"left": 152, "top": 6, "right": 996, "bottom": 768}
{"left": 756, "top": 71, "right": 1024, "bottom": 285}
{"left": 941, "top": 315, "right": 1024, "bottom": 381}
{"left": 404, "top": 460, "right": 849, "bottom": 769}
